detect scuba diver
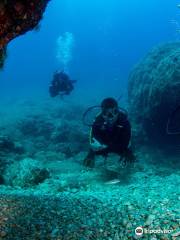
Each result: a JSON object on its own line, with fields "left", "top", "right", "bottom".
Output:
{"left": 83, "top": 97, "right": 135, "bottom": 168}
{"left": 49, "top": 71, "right": 76, "bottom": 97}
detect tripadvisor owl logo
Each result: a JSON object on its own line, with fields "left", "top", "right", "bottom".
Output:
{"left": 135, "top": 226, "right": 143, "bottom": 236}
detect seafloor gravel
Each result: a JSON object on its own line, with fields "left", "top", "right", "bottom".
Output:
{"left": 0, "top": 167, "right": 179, "bottom": 240}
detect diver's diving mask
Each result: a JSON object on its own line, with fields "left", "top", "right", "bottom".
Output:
{"left": 102, "top": 107, "right": 119, "bottom": 124}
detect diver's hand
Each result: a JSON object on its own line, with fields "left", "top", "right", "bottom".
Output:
{"left": 90, "top": 138, "right": 107, "bottom": 152}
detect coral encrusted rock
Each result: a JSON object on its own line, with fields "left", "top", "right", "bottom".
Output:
{"left": 0, "top": 0, "right": 50, "bottom": 67}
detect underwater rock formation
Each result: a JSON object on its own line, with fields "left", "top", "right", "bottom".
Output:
{"left": 0, "top": 0, "right": 50, "bottom": 67}
{"left": 0, "top": 135, "right": 24, "bottom": 154}
{"left": 18, "top": 111, "right": 88, "bottom": 156}
{"left": 0, "top": 135, "right": 15, "bottom": 152}
{"left": 19, "top": 116, "right": 54, "bottom": 139}
{"left": 128, "top": 42, "right": 180, "bottom": 147}
{"left": 0, "top": 47, "right": 6, "bottom": 68}
{"left": 4, "top": 158, "right": 50, "bottom": 187}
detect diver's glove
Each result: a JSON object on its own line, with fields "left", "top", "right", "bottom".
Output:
{"left": 90, "top": 138, "right": 107, "bottom": 152}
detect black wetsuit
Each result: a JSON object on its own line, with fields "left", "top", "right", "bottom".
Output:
{"left": 49, "top": 72, "right": 76, "bottom": 97}
{"left": 84, "top": 111, "right": 133, "bottom": 167}
{"left": 92, "top": 111, "right": 131, "bottom": 154}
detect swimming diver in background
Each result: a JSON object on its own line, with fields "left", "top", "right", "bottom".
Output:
{"left": 49, "top": 70, "right": 77, "bottom": 97}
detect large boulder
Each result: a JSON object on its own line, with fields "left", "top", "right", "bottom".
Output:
{"left": 128, "top": 42, "right": 180, "bottom": 148}
{"left": 4, "top": 158, "right": 50, "bottom": 187}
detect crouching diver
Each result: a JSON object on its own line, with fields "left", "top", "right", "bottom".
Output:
{"left": 49, "top": 70, "right": 76, "bottom": 97}
{"left": 83, "top": 97, "right": 135, "bottom": 168}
